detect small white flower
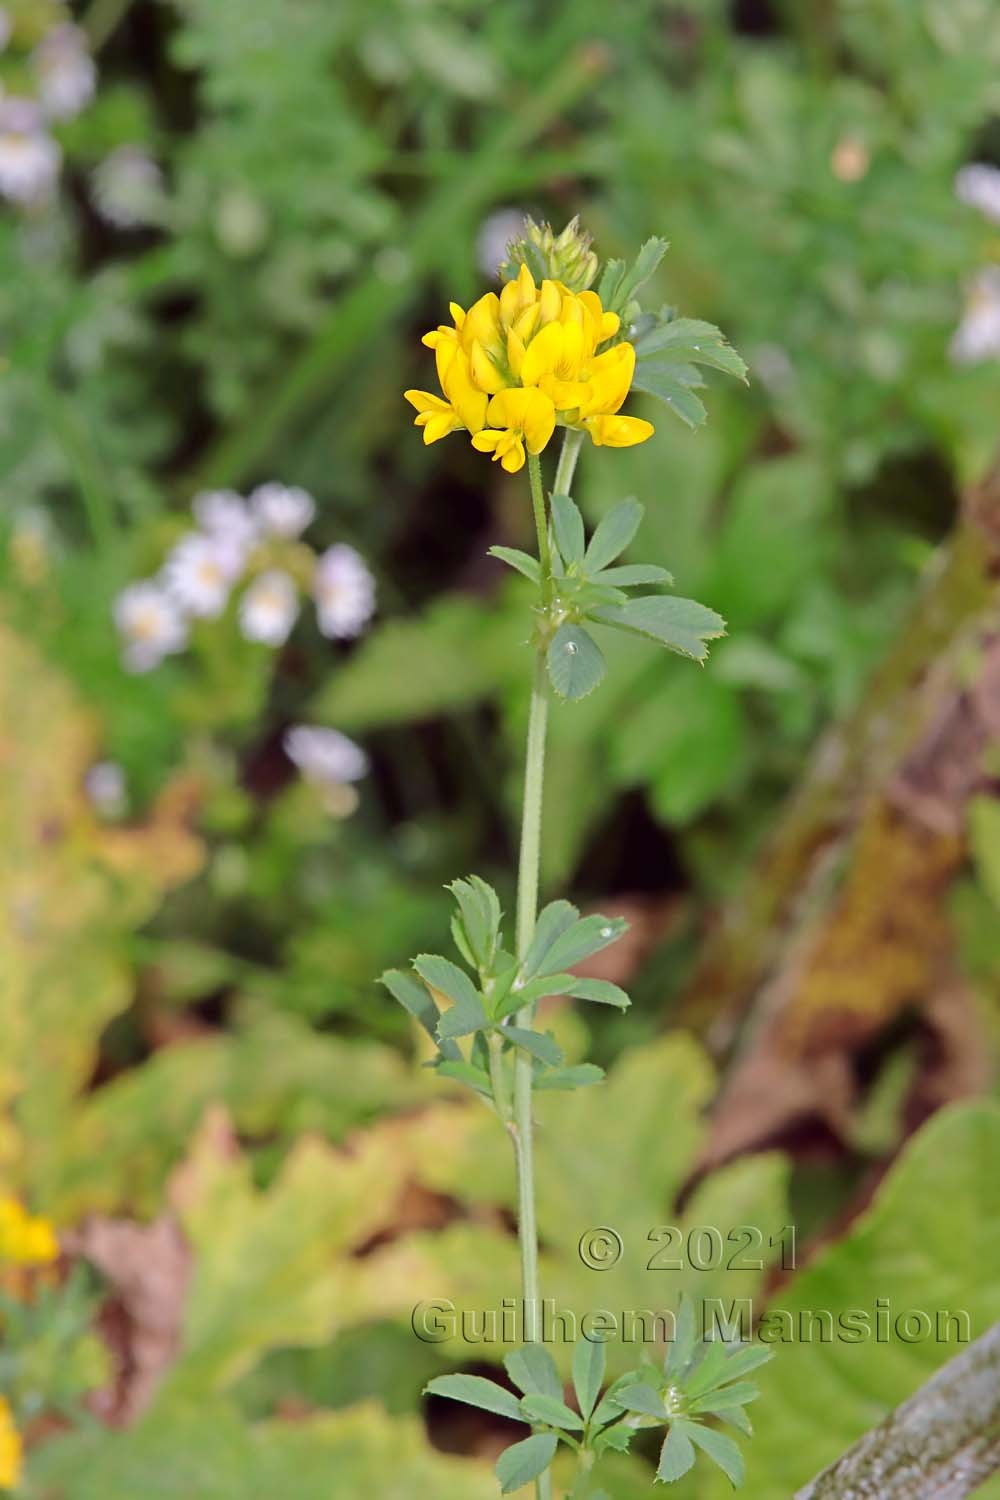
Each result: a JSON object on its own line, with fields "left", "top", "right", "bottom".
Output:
{"left": 34, "top": 24, "right": 96, "bottom": 121}
{"left": 162, "top": 533, "right": 235, "bottom": 618}
{"left": 477, "top": 207, "right": 529, "bottom": 277}
{"left": 84, "top": 760, "right": 127, "bottom": 818}
{"left": 284, "top": 725, "right": 368, "bottom": 785}
{"left": 250, "top": 482, "right": 316, "bottom": 539}
{"left": 192, "top": 488, "right": 257, "bottom": 551}
{"left": 954, "top": 163, "right": 1000, "bottom": 227}
{"left": 114, "top": 580, "right": 187, "bottom": 672}
{"left": 0, "top": 98, "right": 61, "bottom": 204}
{"left": 91, "top": 145, "right": 164, "bottom": 228}
{"left": 239, "top": 569, "right": 299, "bottom": 646}
{"left": 313, "top": 544, "right": 375, "bottom": 639}
{"left": 950, "top": 268, "right": 1000, "bottom": 365}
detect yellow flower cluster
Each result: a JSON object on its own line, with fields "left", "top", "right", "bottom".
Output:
{"left": 0, "top": 1196, "right": 59, "bottom": 1267}
{"left": 405, "top": 264, "right": 654, "bottom": 474}
{"left": 0, "top": 1397, "right": 21, "bottom": 1491}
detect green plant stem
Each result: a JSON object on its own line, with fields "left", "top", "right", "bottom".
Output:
{"left": 512, "top": 451, "right": 554, "bottom": 1500}
{"left": 553, "top": 428, "right": 584, "bottom": 497}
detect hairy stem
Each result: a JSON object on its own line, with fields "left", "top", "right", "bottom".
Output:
{"left": 553, "top": 428, "right": 584, "bottom": 498}
{"left": 513, "top": 451, "right": 553, "bottom": 1500}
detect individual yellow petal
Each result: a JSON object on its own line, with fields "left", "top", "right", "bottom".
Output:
{"left": 560, "top": 293, "right": 585, "bottom": 329}
{"left": 462, "top": 292, "right": 502, "bottom": 352}
{"left": 519, "top": 321, "right": 564, "bottom": 387}
{"left": 499, "top": 276, "right": 522, "bottom": 329}
{"left": 448, "top": 301, "right": 466, "bottom": 328}
{"left": 537, "top": 278, "right": 562, "bottom": 325}
{"left": 500, "top": 439, "right": 526, "bottom": 473}
{"left": 599, "top": 310, "right": 620, "bottom": 341}
{"left": 442, "top": 348, "right": 489, "bottom": 433}
{"left": 577, "top": 343, "right": 636, "bottom": 417}
{"left": 471, "top": 429, "right": 502, "bottom": 454}
{"left": 404, "top": 389, "right": 451, "bottom": 413}
{"left": 469, "top": 339, "right": 508, "bottom": 395}
{"left": 521, "top": 389, "right": 557, "bottom": 453}
{"left": 515, "top": 262, "right": 536, "bottom": 307}
{"left": 421, "top": 411, "right": 459, "bottom": 443}
{"left": 512, "top": 303, "right": 540, "bottom": 343}
{"left": 583, "top": 413, "right": 655, "bottom": 447}
{"left": 507, "top": 327, "right": 527, "bottom": 380}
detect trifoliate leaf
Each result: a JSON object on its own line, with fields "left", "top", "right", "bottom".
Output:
{"left": 380, "top": 968, "right": 454, "bottom": 1051}
{"left": 535, "top": 913, "right": 628, "bottom": 975}
{"left": 504, "top": 1026, "right": 564, "bottom": 1069}
{"left": 682, "top": 1419, "right": 746, "bottom": 1487}
{"left": 601, "top": 236, "right": 669, "bottom": 314}
{"left": 610, "top": 1382, "right": 668, "bottom": 1420}
{"left": 504, "top": 1344, "right": 562, "bottom": 1399}
{"left": 567, "top": 977, "right": 630, "bottom": 1009}
{"left": 591, "top": 594, "right": 726, "bottom": 662}
{"left": 634, "top": 315, "right": 748, "bottom": 383}
{"left": 593, "top": 1420, "right": 634, "bottom": 1455}
{"left": 550, "top": 494, "right": 586, "bottom": 567}
{"left": 436, "top": 999, "right": 489, "bottom": 1041}
{"left": 496, "top": 1432, "right": 558, "bottom": 1494}
{"left": 583, "top": 498, "right": 644, "bottom": 572}
{"left": 547, "top": 623, "right": 606, "bottom": 701}
{"left": 656, "top": 1422, "right": 697, "bottom": 1483}
{"left": 447, "top": 876, "right": 503, "bottom": 972}
{"left": 630, "top": 365, "right": 707, "bottom": 427}
{"left": 487, "top": 546, "right": 541, "bottom": 583}
{"left": 589, "top": 563, "right": 674, "bottom": 587}
{"left": 572, "top": 1335, "right": 606, "bottom": 1420}
{"left": 520, "top": 1392, "right": 584, "bottom": 1431}
{"left": 413, "top": 954, "right": 481, "bottom": 1011}
{"left": 425, "top": 1374, "right": 525, "bottom": 1424}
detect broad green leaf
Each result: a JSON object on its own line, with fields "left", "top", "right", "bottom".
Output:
{"left": 447, "top": 876, "right": 503, "bottom": 972}
{"left": 496, "top": 1432, "right": 559, "bottom": 1494}
{"left": 583, "top": 498, "right": 644, "bottom": 573}
{"left": 412, "top": 954, "right": 481, "bottom": 1012}
{"left": 590, "top": 563, "right": 674, "bottom": 587}
{"left": 522, "top": 899, "right": 579, "bottom": 977}
{"left": 505, "top": 1344, "right": 562, "bottom": 1399}
{"left": 568, "top": 977, "right": 630, "bottom": 1009}
{"left": 520, "top": 1392, "right": 584, "bottom": 1431}
{"left": 504, "top": 1026, "right": 564, "bottom": 1068}
{"left": 708, "top": 1102, "right": 1000, "bottom": 1500}
{"left": 657, "top": 1422, "right": 697, "bottom": 1482}
{"left": 630, "top": 365, "right": 707, "bottom": 427}
{"left": 434, "top": 1059, "right": 493, "bottom": 1097}
{"left": 683, "top": 1419, "right": 745, "bottom": 1487}
{"left": 426, "top": 1374, "right": 525, "bottom": 1423}
{"left": 591, "top": 594, "right": 726, "bottom": 662}
{"left": 551, "top": 493, "right": 587, "bottom": 566}
{"left": 547, "top": 623, "right": 606, "bottom": 701}
{"left": 536, "top": 913, "right": 628, "bottom": 975}
{"left": 27, "top": 1400, "right": 497, "bottom": 1499}
{"left": 572, "top": 1336, "right": 606, "bottom": 1420}
{"left": 487, "top": 545, "right": 541, "bottom": 583}
{"left": 713, "top": 1405, "right": 753, "bottom": 1438}
{"left": 610, "top": 1382, "right": 668, "bottom": 1420}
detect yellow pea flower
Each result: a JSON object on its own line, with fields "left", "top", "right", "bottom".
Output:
{"left": 0, "top": 1399, "right": 21, "bottom": 1492}
{"left": 471, "top": 389, "right": 556, "bottom": 474}
{"left": 404, "top": 244, "right": 654, "bottom": 462}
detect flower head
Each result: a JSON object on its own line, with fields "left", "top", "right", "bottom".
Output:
{"left": 250, "top": 481, "right": 316, "bottom": 539}
{"left": 34, "top": 23, "right": 96, "bottom": 121}
{"left": 405, "top": 258, "right": 653, "bottom": 467}
{"left": 113, "top": 580, "right": 188, "bottom": 672}
{"left": 163, "top": 532, "right": 237, "bottom": 617}
{"left": 239, "top": 569, "right": 299, "bottom": 646}
{"left": 0, "top": 97, "right": 60, "bottom": 204}
{"left": 284, "top": 725, "right": 368, "bottom": 785}
{"left": 0, "top": 1396, "right": 22, "bottom": 1492}
{"left": 313, "top": 544, "right": 375, "bottom": 638}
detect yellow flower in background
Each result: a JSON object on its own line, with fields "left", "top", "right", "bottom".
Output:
{"left": 0, "top": 1397, "right": 22, "bottom": 1491}
{"left": 0, "top": 1196, "right": 59, "bottom": 1266}
{"left": 404, "top": 262, "right": 653, "bottom": 464}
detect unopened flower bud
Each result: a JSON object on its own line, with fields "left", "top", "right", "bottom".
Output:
{"left": 499, "top": 215, "right": 598, "bottom": 293}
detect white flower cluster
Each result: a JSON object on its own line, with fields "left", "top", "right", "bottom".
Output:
{"left": 115, "top": 483, "right": 376, "bottom": 673}
{"left": 0, "top": 13, "right": 95, "bottom": 206}
{"left": 951, "top": 163, "right": 1000, "bottom": 366}
{"left": 91, "top": 144, "right": 164, "bottom": 229}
